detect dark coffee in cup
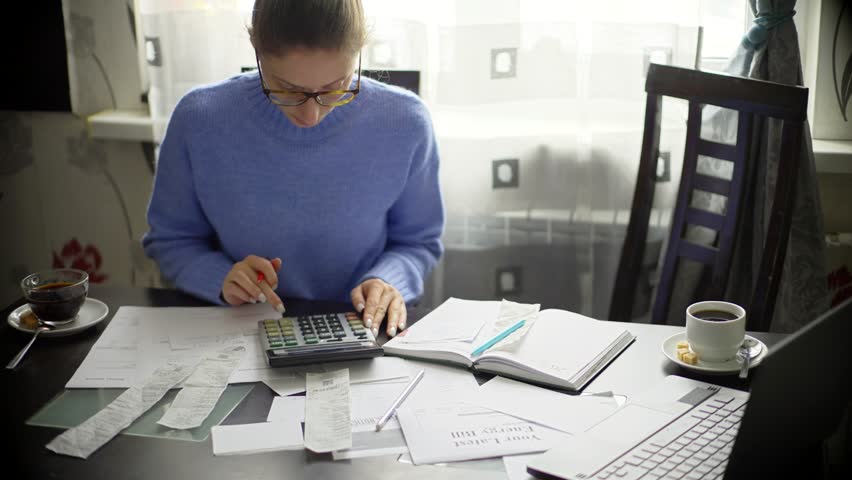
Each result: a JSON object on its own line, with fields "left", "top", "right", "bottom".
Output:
{"left": 691, "top": 309, "right": 739, "bottom": 322}
{"left": 21, "top": 269, "right": 89, "bottom": 324}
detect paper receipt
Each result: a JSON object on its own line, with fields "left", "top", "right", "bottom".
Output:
{"left": 157, "top": 343, "right": 246, "bottom": 430}
{"left": 304, "top": 369, "right": 352, "bottom": 453}
{"left": 46, "top": 359, "right": 197, "bottom": 459}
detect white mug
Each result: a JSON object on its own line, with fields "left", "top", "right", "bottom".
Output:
{"left": 685, "top": 301, "right": 746, "bottom": 363}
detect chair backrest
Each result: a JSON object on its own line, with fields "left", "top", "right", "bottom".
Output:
{"left": 609, "top": 64, "right": 808, "bottom": 331}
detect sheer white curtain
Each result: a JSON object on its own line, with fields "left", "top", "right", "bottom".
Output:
{"left": 362, "top": 1, "right": 703, "bottom": 316}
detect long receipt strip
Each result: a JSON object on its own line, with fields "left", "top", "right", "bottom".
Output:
{"left": 157, "top": 343, "right": 247, "bottom": 430}
{"left": 304, "top": 369, "right": 352, "bottom": 453}
{"left": 46, "top": 359, "right": 198, "bottom": 459}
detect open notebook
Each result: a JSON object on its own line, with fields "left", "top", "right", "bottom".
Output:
{"left": 384, "top": 298, "right": 635, "bottom": 391}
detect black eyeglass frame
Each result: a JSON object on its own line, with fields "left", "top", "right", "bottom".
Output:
{"left": 255, "top": 52, "right": 361, "bottom": 107}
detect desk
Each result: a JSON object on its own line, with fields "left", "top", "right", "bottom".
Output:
{"left": 1, "top": 286, "right": 786, "bottom": 479}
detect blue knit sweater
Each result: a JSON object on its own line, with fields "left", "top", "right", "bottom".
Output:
{"left": 143, "top": 73, "right": 444, "bottom": 305}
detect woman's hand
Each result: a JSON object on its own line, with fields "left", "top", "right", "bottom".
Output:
{"left": 222, "top": 255, "right": 284, "bottom": 312}
{"left": 351, "top": 278, "right": 406, "bottom": 337}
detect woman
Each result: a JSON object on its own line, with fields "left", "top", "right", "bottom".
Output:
{"left": 143, "top": 0, "right": 443, "bottom": 338}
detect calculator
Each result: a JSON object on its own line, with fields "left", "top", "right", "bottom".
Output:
{"left": 259, "top": 312, "right": 383, "bottom": 367}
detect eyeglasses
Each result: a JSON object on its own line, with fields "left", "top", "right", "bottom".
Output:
{"left": 256, "top": 52, "right": 361, "bottom": 107}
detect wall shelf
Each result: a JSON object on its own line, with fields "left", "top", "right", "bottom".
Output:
{"left": 87, "top": 109, "right": 154, "bottom": 142}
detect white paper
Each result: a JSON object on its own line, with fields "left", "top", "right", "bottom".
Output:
{"left": 267, "top": 396, "right": 306, "bottom": 423}
{"left": 267, "top": 390, "right": 412, "bottom": 461}
{"left": 261, "top": 357, "right": 409, "bottom": 396}
{"left": 66, "top": 304, "right": 278, "bottom": 388}
{"left": 503, "top": 454, "right": 544, "bottom": 480}
{"left": 485, "top": 300, "right": 540, "bottom": 352}
{"left": 331, "top": 428, "right": 410, "bottom": 460}
{"left": 397, "top": 298, "right": 497, "bottom": 343}
{"left": 397, "top": 403, "right": 570, "bottom": 464}
{"left": 157, "top": 344, "right": 247, "bottom": 429}
{"left": 473, "top": 376, "right": 620, "bottom": 434}
{"left": 46, "top": 359, "right": 197, "bottom": 459}
{"left": 211, "top": 421, "right": 303, "bottom": 455}
{"left": 166, "top": 307, "right": 262, "bottom": 349}
{"left": 266, "top": 383, "right": 404, "bottom": 433}
{"left": 349, "top": 382, "right": 405, "bottom": 432}
{"left": 263, "top": 376, "right": 306, "bottom": 396}
{"left": 304, "top": 369, "right": 352, "bottom": 453}
{"left": 403, "top": 359, "right": 481, "bottom": 408}
{"left": 327, "top": 357, "right": 410, "bottom": 384}
{"left": 65, "top": 307, "right": 142, "bottom": 388}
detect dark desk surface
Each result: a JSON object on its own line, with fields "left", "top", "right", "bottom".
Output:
{"left": 1, "top": 286, "right": 786, "bottom": 479}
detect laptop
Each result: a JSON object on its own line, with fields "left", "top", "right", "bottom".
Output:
{"left": 527, "top": 298, "right": 852, "bottom": 480}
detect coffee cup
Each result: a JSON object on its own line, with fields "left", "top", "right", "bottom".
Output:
{"left": 21, "top": 269, "right": 89, "bottom": 325}
{"left": 685, "top": 301, "right": 746, "bottom": 363}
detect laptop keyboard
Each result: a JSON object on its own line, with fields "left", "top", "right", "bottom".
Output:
{"left": 591, "top": 389, "right": 748, "bottom": 480}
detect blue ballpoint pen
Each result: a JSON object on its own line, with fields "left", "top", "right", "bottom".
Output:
{"left": 471, "top": 319, "right": 526, "bottom": 357}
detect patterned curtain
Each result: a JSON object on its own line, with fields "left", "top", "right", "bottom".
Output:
{"left": 666, "top": 0, "right": 829, "bottom": 332}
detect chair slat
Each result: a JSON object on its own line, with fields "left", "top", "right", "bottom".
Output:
{"left": 692, "top": 173, "right": 732, "bottom": 196}
{"left": 685, "top": 207, "right": 725, "bottom": 231}
{"left": 679, "top": 241, "right": 718, "bottom": 266}
{"left": 696, "top": 139, "right": 738, "bottom": 162}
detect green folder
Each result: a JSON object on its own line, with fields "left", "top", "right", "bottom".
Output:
{"left": 27, "top": 384, "right": 253, "bottom": 442}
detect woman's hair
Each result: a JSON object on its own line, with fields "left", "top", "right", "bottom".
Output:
{"left": 249, "top": 0, "right": 367, "bottom": 56}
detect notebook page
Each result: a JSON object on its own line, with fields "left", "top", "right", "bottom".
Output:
{"left": 478, "top": 309, "right": 628, "bottom": 381}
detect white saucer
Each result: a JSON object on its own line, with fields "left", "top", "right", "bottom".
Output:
{"left": 661, "top": 331, "right": 768, "bottom": 375}
{"left": 7, "top": 298, "right": 110, "bottom": 337}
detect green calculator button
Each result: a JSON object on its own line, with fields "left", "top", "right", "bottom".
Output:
{"left": 284, "top": 341, "right": 298, "bottom": 347}
{"left": 269, "top": 342, "right": 283, "bottom": 348}
{"left": 305, "top": 338, "right": 318, "bottom": 344}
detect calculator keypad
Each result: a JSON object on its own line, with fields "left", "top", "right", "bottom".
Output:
{"left": 260, "top": 312, "right": 374, "bottom": 350}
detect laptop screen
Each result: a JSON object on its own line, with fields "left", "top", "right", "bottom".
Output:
{"left": 725, "top": 298, "right": 852, "bottom": 477}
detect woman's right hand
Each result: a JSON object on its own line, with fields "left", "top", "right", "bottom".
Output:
{"left": 221, "top": 255, "right": 285, "bottom": 312}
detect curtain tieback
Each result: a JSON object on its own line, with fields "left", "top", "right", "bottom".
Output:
{"left": 742, "top": 10, "right": 796, "bottom": 51}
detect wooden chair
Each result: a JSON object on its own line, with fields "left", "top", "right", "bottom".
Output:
{"left": 609, "top": 63, "right": 808, "bottom": 331}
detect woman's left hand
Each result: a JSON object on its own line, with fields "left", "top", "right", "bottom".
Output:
{"left": 350, "top": 278, "right": 406, "bottom": 338}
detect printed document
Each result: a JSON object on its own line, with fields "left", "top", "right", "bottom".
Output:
{"left": 66, "top": 305, "right": 275, "bottom": 388}
{"left": 473, "top": 376, "right": 620, "bottom": 434}
{"left": 397, "top": 403, "right": 570, "bottom": 464}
